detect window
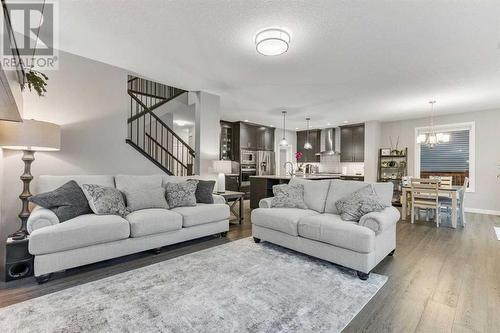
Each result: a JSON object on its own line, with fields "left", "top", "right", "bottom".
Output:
{"left": 415, "top": 122, "right": 475, "bottom": 191}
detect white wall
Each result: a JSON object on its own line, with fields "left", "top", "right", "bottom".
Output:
{"left": 380, "top": 108, "right": 500, "bottom": 214}
{"left": 194, "top": 91, "right": 220, "bottom": 178}
{"left": 364, "top": 121, "right": 382, "bottom": 182}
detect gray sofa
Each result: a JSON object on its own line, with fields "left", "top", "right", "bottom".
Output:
{"left": 251, "top": 178, "right": 400, "bottom": 280}
{"left": 27, "top": 175, "right": 230, "bottom": 283}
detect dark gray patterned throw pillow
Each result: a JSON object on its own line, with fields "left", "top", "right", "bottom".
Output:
{"left": 270, "top": 184, "right": 307, "bottom": 209}
{"left": 81, "top": 184, "right": 128, "bottom": 217}
{"left": 29, "top": 180, "right": 92, "bottom": 222}
{"left": 335, "top": 185, "right": 387, "bottom": 222}
{"left": 189, "top": 179, "right": 215, "bottom": 204}
{"left": 165, "top": 180, "right": 199, "bottom": 208}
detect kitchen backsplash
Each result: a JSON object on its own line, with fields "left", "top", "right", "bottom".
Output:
{"left": 319, "top": 154, "right": 341, "bottom": 173}
{"left": 340, "top": 162, "right": 365, "bottom": 176}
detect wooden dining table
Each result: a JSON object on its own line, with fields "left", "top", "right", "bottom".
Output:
{"left": 401, "top": 185, "right": 462, "bottom": 228}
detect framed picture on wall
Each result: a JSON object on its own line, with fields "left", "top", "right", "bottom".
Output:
{"left": 381, "top": 148, "right": 391, "bottom": 156}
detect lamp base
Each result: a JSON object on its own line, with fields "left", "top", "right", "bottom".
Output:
{"left": 216, "top": 173, "right": 226, "bottom": 193}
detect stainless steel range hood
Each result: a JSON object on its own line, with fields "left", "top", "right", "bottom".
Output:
{"left": 317, "top": 128, "right": 339, "bottom": 155}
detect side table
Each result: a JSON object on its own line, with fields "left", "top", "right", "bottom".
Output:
{"left": 215, "top": 191, "right": 245, "bottom": 224}
{"left": 4, "top": 237, "right": 34, "bottom": 282}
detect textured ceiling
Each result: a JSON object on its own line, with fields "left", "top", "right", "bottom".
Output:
{"left": 53, "top": 0, "right": 500, "bottom": 129}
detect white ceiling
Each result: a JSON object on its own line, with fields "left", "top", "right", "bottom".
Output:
{"left": 53, "top": 0, "right": 500, "bottom": 129}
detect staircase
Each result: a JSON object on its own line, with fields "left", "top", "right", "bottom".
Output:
{"left": 126, "top": 76, "right": 195, "bottom": 176}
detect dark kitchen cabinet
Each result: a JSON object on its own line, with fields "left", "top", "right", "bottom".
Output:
{"left": 263, "top": 127, "right": 275, "bottom": 151}
{"left": 239, "top": 123, "right": 257, "bottom": 149}
{"left": 340, "top": 123, "right": 365, "bottom": 162}
{"left": 220, "top": 121, "right": 234, "bottom": 160}
{"left": 256, "top": 126, "right": 266, "bottom": 150}
{"left": 296, "top": 129, "right": 320, "bottom": 162}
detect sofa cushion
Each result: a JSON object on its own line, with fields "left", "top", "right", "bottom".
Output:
{"left": 190, "top": 179, "right": 216, "bottom": 204}
{"left": 325, "top": 180, "right": 393, "bottom": 214}
{"left": 29, "top": 214, "right": 130, "bottom": 255}
{"left": 165, "top": 180, "right": 198, "bottom": 208}
{"left": 298, "top": 214, "right": 375, "bottom": 253}
{"left": 125, "top": 209, "right": 182, "bottom": 237}
{"left": 335, "top": 185, "right": 387, "bottom": 222}
{"left": 29, "top": 180, "right": 92, "bottom": 222}
{"left": 288, "top": 178, "right": 331, "bottom": 213}
{"left": 81, "top": 184, "right": 128, "bottom": 217}
{"left": 270, "top": 184, "right": 307, "bottom": 209}
{"left": 37, "top": 175, "right": 115, "bottom": 193}
{"left": 121, "top": 186, "right": 169, "bottom": 211}
{"left": 251, "top": 208, "right": 319, "bottom": 236}
{"left": 172, "top": 204, "right": 229, "bottom": 227}
{"left": 115, "top": 174, "right": 163, "bottom": 191}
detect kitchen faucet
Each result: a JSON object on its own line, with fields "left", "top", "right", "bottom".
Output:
{"left": 304, "top": 163, "right": 314, "bottom": 175}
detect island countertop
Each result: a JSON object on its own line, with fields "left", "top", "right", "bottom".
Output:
{"left": 250, "top": 174, "right": 342, "bottom": 180}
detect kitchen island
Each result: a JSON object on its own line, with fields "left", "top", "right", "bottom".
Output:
{"left": 250, "top": 174, "right": 342, "bottom": 209}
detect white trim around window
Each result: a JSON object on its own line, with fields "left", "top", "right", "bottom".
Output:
{"left": 414, "top": 121, "right": 475, "bottom": 192}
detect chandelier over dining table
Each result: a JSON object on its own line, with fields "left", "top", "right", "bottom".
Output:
{"left": 416, "top": 101, "right": 450, "bottom": 147}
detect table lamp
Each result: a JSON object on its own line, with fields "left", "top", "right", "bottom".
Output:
{"left": 0, "top": 119, "right": 61, "bottom": 240}
{"left": 212, "top": 160, "right": 232, "bottom": 193}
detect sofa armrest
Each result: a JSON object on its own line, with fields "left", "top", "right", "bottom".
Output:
{"left": 212, "top": 194, "right": 226, "bottom": 205}
{"left": 27, "top": 206, "right": 60, "bottom": 234}
{"left": 359, "top": 206, "right": 400, "bottom": 234}
{"left": 259, "top": 197, "right": 273, "bottom": 208}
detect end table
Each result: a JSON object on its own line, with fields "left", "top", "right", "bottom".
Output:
{"left": 4, "top": 237, "right": 34, "bottom": 282}
{"left": 215, "top": 191, "right": 245, "bottom": 224}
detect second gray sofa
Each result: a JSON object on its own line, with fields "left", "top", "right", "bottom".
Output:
{"left": 251, "top": 178, "right": 400, "bottom": 280}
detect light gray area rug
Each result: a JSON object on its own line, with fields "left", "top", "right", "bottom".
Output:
{"left": 0, "top": 238, "right": 387, "bottom": 333}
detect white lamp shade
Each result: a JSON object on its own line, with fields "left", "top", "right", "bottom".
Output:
{"left": 212, "top": 160, "right": 232, "bottom": 174}
{"left": 0, "top": 119, "right": 61, "bottom": 151}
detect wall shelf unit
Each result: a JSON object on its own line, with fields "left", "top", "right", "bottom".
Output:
{"left": 377, "top": 148, "right": 408, "bottom": 206}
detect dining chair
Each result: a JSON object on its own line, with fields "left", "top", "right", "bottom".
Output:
{"left": 410, "top": 178, "right": 441, "bottom": 227}
{"left": 440, "top": 177, "right": 469, "bottom": 227}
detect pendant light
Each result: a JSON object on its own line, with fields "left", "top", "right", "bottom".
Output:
{"left": 416, "top": 101, "right": 450, "bottom": 147}
{"left": 279, "top": 111, "right": 288, "bottom": 146}
{"left": 304, "top": 117, "right": 312, "bottom": 149}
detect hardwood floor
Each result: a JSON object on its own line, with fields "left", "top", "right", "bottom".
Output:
{"left": 1, "top": 201, "right": 499, "bottom": 333}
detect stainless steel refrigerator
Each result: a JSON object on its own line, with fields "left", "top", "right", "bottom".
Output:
{"left": 256, "top": 151, "right": 275, "bottom": 176}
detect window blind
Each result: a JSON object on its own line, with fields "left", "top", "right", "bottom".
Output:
{"left": 421, "top": 130, "right": 470, "bottom": 172}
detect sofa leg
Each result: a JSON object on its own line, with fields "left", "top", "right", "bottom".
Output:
{"left": 152, "top": 248, "right": 161, "bottom": 254}
{"left": 220, "top": 231, "right": 228, "bottom": 237}
{"left": 253, "top": 237, "right": 261, "bottom": 243}
{"left": 388, "top": 249, "right": 396, "bottom": 256}
{"left": 357, "top": 271, "right": 370, "bottom": 280}
{"left": 35, "top": 273, "right": 52, "bottom": 284}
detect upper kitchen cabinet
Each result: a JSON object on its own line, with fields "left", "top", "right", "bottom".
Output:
{"left": 340, "top": 123, "right": 365, "bottom": 162}
{"left": 296, "top": 129, "right": 321, "bottom": 162}
{"left": 256, "top": 126, "right": 275, "bottom": 151}
{"left": 238, "top": 122, "right": 257, "bottom": 150}
{"left": 222, "top": 122, "right": 275, "bottom": 161}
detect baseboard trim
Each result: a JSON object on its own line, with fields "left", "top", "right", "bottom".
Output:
{"left": 464, "top": 208, "right": 500, "bottom": 216}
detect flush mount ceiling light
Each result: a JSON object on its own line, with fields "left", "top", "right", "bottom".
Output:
{"left": 255, "top": 28, "right": 290, "bottom": 56}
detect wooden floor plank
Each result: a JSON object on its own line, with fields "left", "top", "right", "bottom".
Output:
{"left": 415, "top": 300, "right": 455, "bottom": 333}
